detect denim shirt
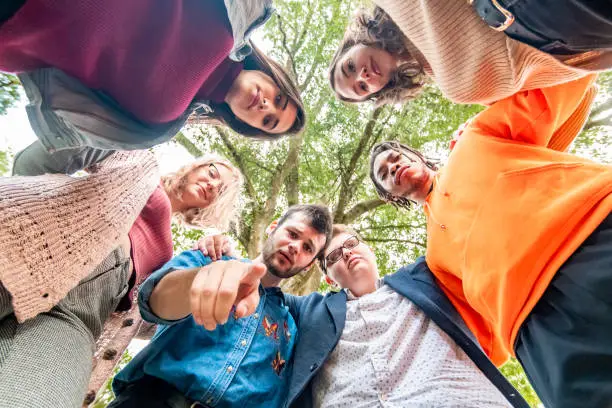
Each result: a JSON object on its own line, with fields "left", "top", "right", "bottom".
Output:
{"left": 18, "top": 0, "right": 274, "bottom": 152}
{"left": 113, "top": 251, "right": 297, "bottom": 408}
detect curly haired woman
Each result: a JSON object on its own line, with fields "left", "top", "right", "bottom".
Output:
{"left": 329, "top": 2, "right": 611, "bottom": 106}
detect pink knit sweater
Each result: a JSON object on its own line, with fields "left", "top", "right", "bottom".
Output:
{"left": 0, "top": 151, "right": 160, "bottom": 322}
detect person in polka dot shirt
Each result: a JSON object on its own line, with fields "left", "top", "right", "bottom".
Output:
{"left": 284, "top": 224, "right": 528, "bottom": 408}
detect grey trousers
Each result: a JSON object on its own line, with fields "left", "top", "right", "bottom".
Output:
{"left": 0, "top": 247, "right": 131, "bottom": 408}
{"left": 12, "top": 140, "right": 114, "bottom": 176}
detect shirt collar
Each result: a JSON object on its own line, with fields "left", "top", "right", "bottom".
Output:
{"left": 345, "top": 278, "right": 383, "bottom": 301}
{"left": 260, "top": 285, "right": 283, "bottom": 297}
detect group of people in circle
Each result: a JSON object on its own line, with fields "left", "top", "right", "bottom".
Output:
{"left": 0, "top": 0, "right": 611, "bottom": 407}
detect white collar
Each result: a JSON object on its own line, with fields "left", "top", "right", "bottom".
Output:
{"left": 345, "top": 278, "right": 384, "bottom": 300}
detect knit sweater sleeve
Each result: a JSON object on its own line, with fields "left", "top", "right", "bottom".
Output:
{"left": 0, "top": 150, "right": 160, "bottom": 322}
{"left": 374, "top": 0, "right": 595, "bottom": 105}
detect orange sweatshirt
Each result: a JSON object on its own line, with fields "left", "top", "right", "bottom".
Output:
{"left": 424, "top": 75, "right": 612, "bottom": 365}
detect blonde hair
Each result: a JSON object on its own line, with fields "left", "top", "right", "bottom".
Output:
{"left": 161, "top": 154, "right": 243, "bottom": 231}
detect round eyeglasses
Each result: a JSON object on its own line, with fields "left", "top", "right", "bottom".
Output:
{"left": 325, "top": 235, "right": 360, "bottom": 267}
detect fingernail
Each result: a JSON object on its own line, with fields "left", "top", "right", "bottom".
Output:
{"left": 236, "top": 305, "right": 246, "bottom": 317}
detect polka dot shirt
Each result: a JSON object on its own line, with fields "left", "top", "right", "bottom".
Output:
{"left": 311, "top": 284, "right": 511, "bottom": 407}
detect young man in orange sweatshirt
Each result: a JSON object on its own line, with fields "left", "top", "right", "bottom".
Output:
{"left": 370, "top": 75, "right": 612, "bottom": 408}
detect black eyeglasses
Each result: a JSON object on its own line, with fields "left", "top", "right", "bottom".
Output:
{"left": 325, "top": 235, "right": 360, "bottom": 267}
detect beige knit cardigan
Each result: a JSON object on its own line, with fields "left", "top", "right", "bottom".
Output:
{"left": 0, "top": 150, "right": 160, "bottom": 322}
{"left": 375, "top": 0, "right": 611, "bottom": 105}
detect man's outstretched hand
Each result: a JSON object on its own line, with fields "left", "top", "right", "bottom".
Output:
{"left": 190, "top": 260, "right": 267, "bottom": 330}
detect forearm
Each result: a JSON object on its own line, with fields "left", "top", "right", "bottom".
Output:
{"left": 148, "top": 267, "right": 201, "bottom": 321}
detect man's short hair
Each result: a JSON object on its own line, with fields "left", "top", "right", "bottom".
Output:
{"left": 276, "top": 204, "right": 333, "bottom": 264}
{"left": 330, "top": 224, "right": 362, "bottom": 240}
{"left": 322, "top": 224, "right": 364, "bottom": 274}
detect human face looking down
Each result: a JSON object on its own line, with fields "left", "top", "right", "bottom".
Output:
{"left": 225, "top": 70, "right": 298, "bottom": 135}
{"left": 176, "top": 162, "right": 234, "bottom": 210}
{"left": 333, "top": 44, "right": 399, "bottom": 101}
{"left": 324, "top": 232, "right": 379, "bottom": 297}
{"left": 262, "top": 214, "right": 327, "bottom": 279}
{"left": 373, "top": 148, "right": 435, "bottom": 205}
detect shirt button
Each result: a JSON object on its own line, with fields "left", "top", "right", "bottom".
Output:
{"left": 206, "top": 398, "right": 214, "bottom": 404}
{"left": 226, "top": 366, "right": 233, "bottom": 373}
{"left": 240, "top": 339, "right": 247, "bottom": 347}
{"left": 380, "top": 393, "right": 387, "bottom": 401}
{"left": 253, "top": 313, "right": 259, "bottom": 319}
{"left": 309, "top": 363, "right": 318, "bottom": 372}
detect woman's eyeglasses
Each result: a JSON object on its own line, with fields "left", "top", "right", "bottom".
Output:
{"left": 325, "top": 235, "right": 360, "bottom": 267}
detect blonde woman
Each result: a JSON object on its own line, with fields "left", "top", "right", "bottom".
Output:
{"left": 0, "top": 150, "right": 243, "bottom": 408}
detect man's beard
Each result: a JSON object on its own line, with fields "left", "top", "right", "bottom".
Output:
{"left": 262, "top": 238, "right": 301, "bottom": 279}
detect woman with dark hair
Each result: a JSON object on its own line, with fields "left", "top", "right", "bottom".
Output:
{"left": 0, "top": 0, "right": 305, "bottom": 170}
{"left": 368, "top": 76, "right": 612, "bottom": 407}
{"left": 329, "top": 2, "right": 611, "bottom": 106}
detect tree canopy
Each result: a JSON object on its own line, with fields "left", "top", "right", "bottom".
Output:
{"left": 0, "top": 73, "right": 20, "bottom": 117}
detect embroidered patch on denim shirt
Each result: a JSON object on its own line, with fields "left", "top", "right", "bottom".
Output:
{"left": 263, "top": 316, "right": 279, "bottom": 340}
{"left": 272, "top": 350, "right": 286, "bottom": 376}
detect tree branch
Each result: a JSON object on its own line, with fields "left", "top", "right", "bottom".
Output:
{"left": 340, "top": 198, "right": 386, "bottom": 224}
{"left": 348, "top": 107, "right": 385, "bottom": 172}
{"left": 263, "top": 134, "right": 303, "bottom": 218}
{"left": 215, "top": 127, "right": 257, "bottom": 200}
{"left": 299, "top": 0, "right": 342, "bottom": 92}
{"left": 285, "top": 166, "right": 299, "bottom": 206}
{"left": 584, "top": 112, "right": 612, "bottom": 130}
{"left": 276, "top": 16, "right": 298, "bottom": 79}
{"left": 362, "top": 236, "right": 426, "bottom": 248}
{"left": 290, "top": 0, "right": 313, "bottom": 55}
{"left": 334, "top": 107, "right": 385, "bottom": 220}
{"left": 174, "top": 132, "right": 203, "bottom": 157}
{"left": 590, "top": 98, "right": 612, "bottom": 117}
{"left": 245, "top": 157, "right": 275, "bottom": 174}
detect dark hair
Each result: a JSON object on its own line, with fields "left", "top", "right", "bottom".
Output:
{"left": 329, "top": 7, "right": 426, "bottom": 106}
{"left": 369, "top": 140, "right": 439, "bottom": 209}
{"left": 190, "top": 43, "right": 306, "bottom": 140}
{"left": 277, "top": 204, "right": 334, "bottom": 264}
{"left": 321, "top": 224, "right": 364, "bottom": 274}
